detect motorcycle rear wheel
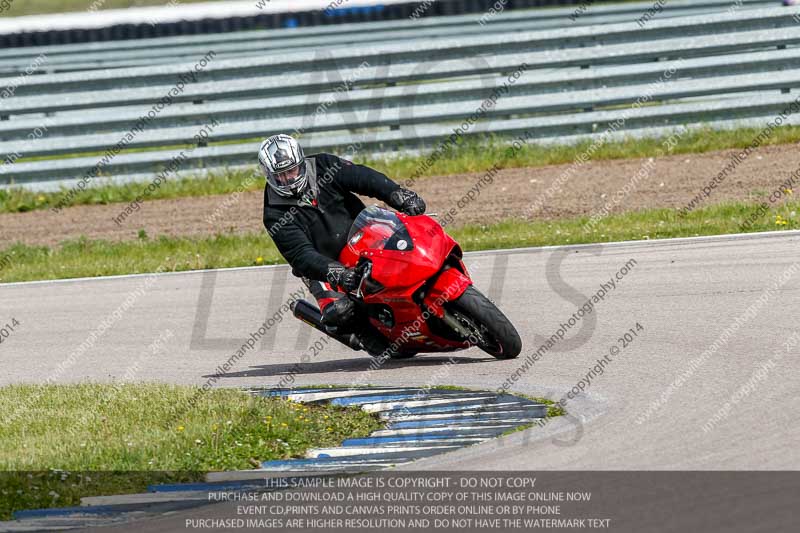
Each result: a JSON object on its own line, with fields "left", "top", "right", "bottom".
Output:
{"left": 446, "top": 286, "right": 522, "bottom": 360}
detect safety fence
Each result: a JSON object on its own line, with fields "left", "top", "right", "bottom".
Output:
{"left": 0, "top": 0, "right": 796, "bottom": 190}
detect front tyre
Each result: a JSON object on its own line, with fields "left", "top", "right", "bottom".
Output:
{"left": 446, "top": 286, "right": 522, "bottom": 359}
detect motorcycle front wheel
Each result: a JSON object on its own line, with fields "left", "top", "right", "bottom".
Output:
{"left": 446, "top": 286, "right": 522, "bottom": 360}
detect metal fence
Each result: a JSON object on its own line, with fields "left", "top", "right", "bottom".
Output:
{"left": 0, "top": 0, "right": 770, "bottom": 73}
{"left": 0, "top": 0, "right": 595, "bottom": 49}
{"left": 0, "top": 0, "right": 796, "bottom": 190}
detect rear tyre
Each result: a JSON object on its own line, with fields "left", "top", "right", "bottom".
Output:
{"left": 446, "top": 286, "right": 522, "bottom": 360}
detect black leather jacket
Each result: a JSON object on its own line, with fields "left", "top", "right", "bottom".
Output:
{"left": 263, "top": 153, "right": 400, "bottom": 281}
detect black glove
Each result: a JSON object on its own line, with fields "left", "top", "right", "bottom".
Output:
{"left": 389, "top": 188, "right": 426, "bottom": 216}
{"left": 326, "top": 263, "right": 361, "bottom": 292}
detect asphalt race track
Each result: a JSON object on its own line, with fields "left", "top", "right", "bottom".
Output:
{"left": 2, "top": 230, "right": 798, "bottom": 471}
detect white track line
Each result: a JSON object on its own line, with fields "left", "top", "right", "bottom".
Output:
{"left": 383, "top": 409, "right": 545, "bottom": 421}
{"left": 81, "top": 491, "right": 210, "bottom": 506}
{"left": 379, "top": 400, "right": 534, "bottom": 418}
{"left": 305, "top": 445, "right": 462, "bottom": 458}
{"left": 372, "top": 425, "right": 519, "bottom": 437}
{"left": 359, "top": 396, "right": 497, "bottom": 412}
{"left": 2, "top": 230, "right": 797, "bottom": 288}
{"left": 284, "top": 389, "right": 419, "bottom": 402}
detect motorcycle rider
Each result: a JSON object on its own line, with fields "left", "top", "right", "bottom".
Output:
{"left": 260, "top": 134, "right": 426, "bottom": 355}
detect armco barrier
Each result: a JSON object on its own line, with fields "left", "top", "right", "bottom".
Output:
{"left": 0, "top": 0, "right": 772, "bottom": 73}
{"left": 1, "top": 0, "right": 797, "bottom": 190}
{"left": 0, "top": 0, "right": 606, "bottom": 49}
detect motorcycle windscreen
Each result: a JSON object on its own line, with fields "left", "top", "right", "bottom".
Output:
{"left": 346, "top": 206, "right": 414, "bottom": 253}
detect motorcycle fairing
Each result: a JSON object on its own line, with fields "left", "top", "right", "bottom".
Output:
{"left": 421, "top": 266, "right": 473, "bottom": 318}
{"left": 340, "top": 206, "right": 474, "bottom": 351}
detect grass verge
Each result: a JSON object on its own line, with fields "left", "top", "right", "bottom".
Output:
{"left": 0, "top": 0, "right": 226, "bottom": 17}
{"left": 0, "top": 168, "right": 260, "bottom": 214}
{"left": 0, "top": 197, "right": 797, "bottom": 283}
{"left": 0, "top": 383, "right": 382, "bottom": 519}
{"left": 4, "top": 126, "right": 800, "bottom": 215}
{"left": 0, "top": 0, "right": 647, "bottom": 19}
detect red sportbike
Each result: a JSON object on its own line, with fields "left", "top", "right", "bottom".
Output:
{"left": 292, "top": 206, "right": 522, "bottom": 360}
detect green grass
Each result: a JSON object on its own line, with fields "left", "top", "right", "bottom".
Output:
{"left": 0, "top": 168, "right": 261, "bottom": 214}
{"left": 361, "top": 125, "right": 800, "bottom": 184}
{"left": 500, "top": 395, "right": 564, "bottom": 436}
{"left": 0, "top": 0, "right": 647, "bottom": 18}
{"left": 516, "top": 393, "right": 566, "bottom": 419}
{"left": 448, "top": 201, "right": 797, "bottom": 251}
{"left": 0, "top": 196, "right": 797, "bottom": 283}
{"left": 0, "top": 232, "right": 284, "bottom": 282}
{"left": 0, "top": 383, "right": 382, "bottom": 519}
{"left": 0, "top": 0, "right": 654, "bottom": 20}
{"left": 0, "top": 0, "right": 226, "bottom": 17}
{"left": 5, "top": 126, "right": 800, "bottom": 215}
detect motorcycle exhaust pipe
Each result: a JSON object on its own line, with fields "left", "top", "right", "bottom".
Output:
{"left": 291, "top": 300, "right": 363, "bottom": 352}
{"left": 291, "top": 300, "right": 325, "bottom": 331}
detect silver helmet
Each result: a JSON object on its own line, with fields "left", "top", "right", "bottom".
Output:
{"left": 258, "top": 134, "right": 308, "bottom": 197}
